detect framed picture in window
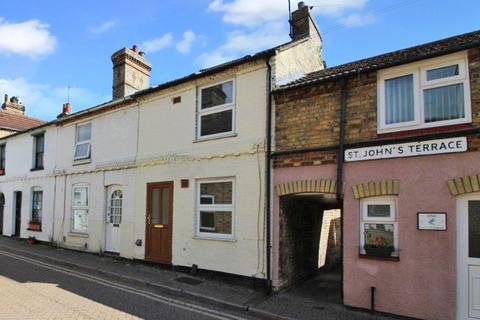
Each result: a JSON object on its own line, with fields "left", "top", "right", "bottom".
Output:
{"left": 417, "top": 212, "right": 447, "bottom": 231}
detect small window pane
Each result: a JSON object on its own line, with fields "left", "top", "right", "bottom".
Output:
{"left": 74, "top": 143, "right": 90, "bottom": 159}
{"left": 200, "top": 110, "right": 233, "bottom": 136}
{"left": 77, "top": 124, "right": 92, "bottom": 142}
{"left": 200, "top": 211, "right": 232, "bottom": 234}
{"left": 385, "top": 75, "right": 414, "bottom": 124}
{"left": 73, "top": 209, "right": 88, "bottom": 232}
{"left": 32, "top": 190, "right": 43, "bottom": 223}
{"left": 161, "top": 187, "right": 170, "bottom": 225}
{"left": 364, "top": 223, "right": 395, "bottom": 247}
{"left": 151, "top": 188, "right": 160, "bottom": 225}
{"left": 427, "top": 64, "right": 459, "bottom": 81}
{"left": 110, "top": 190, "right": 122, "bottom": 224}
{"left": 201, "top": 81, "right": 233, "bottom": 109}
{"left": 36, "top": 135, "right": 44, "bottom": 153}
{"left": 424, "top": 83, "right": 464, "bottom": 123}
{"left": 73, "top": 187, "right": 88, "bottom": 206}
{"left": 469, "top": 201, "right": 480, "bottom": 258}
{"left": 367, "top": 204, "right": 391, "bottom": 218}
{"left": 200, "top": 182, "right": 232, "bottom": 205}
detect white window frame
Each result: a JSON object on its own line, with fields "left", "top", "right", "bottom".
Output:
{"left": 196, "top": 178, "right": 235, "bottom": 240}
{"left": 71, "top": 184, "right": 89, "bottom": 233}
{"left": 359, "top": 196, "right": 398, "bottom": 256}
{"left": 378, "top": 52, "right": 471, "bottom": 133}
{"left": 197, "top": 79, "right": 236, "bottom": 140}
{"left": 74, "top": 123, "right": 92, "bottom": 160}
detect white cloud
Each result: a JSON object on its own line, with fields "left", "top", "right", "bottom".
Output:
{"left": 208, "top": 0, "right": 369, "bottom": 27}
{"left": 142, "top": 33, "right": 174, "bottom": 53}
{"left": 197, "top": 22, "right": 289, "bottom": 68}
{"left": 90, "top": 20, "right": 116, "bottom": 34}
{"left": 339, "top": 12, "right": 375, "bottom": 27}
{"left": 0, "top": 18, "right": 57, "bottom": 58}
{"left": 0, "top": 78, "right": 109, "bottom": 120}
{"left": 176, "top": 31, "right": 197, "bottom": 54}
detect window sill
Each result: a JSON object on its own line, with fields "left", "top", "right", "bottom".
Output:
{"left": 30, "top": 167, "right": 44, "bottom": 172}
{"left": 73, "top": 158, "right": 91, "bottom": 166}
{"left": 27, "top": 228, "right": 42, "bottom": 232}
{"left": 377, "top": 123, "right": 473, "bottom": 139}
{"left": 68, "top": 232, "right": 89, "bottom": 238}
{"left": 193, "top": 133, "right": 237, "bottom": 143}
{"left": 192, "top": 236, "right": 237, "bottom": 242}
{"left": 358, "top": 254, "right": 400, "bottom": 262}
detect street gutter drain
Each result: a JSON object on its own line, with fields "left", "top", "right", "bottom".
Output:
{"left": 174, "top": 277, "right": 203, "bottom": 286}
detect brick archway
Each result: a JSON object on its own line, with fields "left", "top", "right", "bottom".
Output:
{"left": 275, "top": 179, "right": 338, "bottom": 196}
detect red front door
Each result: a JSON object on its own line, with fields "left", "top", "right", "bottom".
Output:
{"left": 145, "top": 182, "right": 173, "bottom": 264}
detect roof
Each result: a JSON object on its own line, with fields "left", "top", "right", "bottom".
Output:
{"left": 278, "top": 29, "right": 480, "bottom": 90}
{"left": 0, "top": 110, "right": 46, "bottom": 132}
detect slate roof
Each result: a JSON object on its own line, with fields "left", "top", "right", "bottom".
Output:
{"left": 278, "top": 29, "right": 480, "bottom": 90}
{"left": 0, "top": 110, "right": 46, "bottom": 132}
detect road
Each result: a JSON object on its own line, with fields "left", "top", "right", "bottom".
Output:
{"left": 0, "top": 249, "right": 257, "bottom": 320}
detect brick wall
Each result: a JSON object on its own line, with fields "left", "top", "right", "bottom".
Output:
{"left": 273, "top": 47, "right": 480, "bottom": 168}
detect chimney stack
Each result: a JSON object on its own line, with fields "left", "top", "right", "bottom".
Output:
{"left": 57, "top": 102, "right": 71, "bottom": 118}
{"left": 2, "top": 94, "right": 26, "bottom": 115}
{"left": 290, "top": 1, "right": 320, "bottom": 40}
{"left": 111, "top": 45, "right": 152, "bottom": 100}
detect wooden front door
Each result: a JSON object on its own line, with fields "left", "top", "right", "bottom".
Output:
{"left": 145, "top": 182, "right": 173, "bottom": 264}
{"left": 14, "top": 191, "right": 22, "bottom": 237}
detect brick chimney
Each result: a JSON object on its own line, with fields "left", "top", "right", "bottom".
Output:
{"left": 57, "top": 102, "right": 71, "bottom": 118}
{"left": 290, "top": 2, "right": 320, "bottom": 40}
{"left": 2, "top": 94, "right": 26, "bottom": 115}
{"left": 111, "top": 45, "right": 152, "bottom": 100}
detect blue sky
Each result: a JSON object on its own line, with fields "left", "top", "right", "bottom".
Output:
{"left": 0, "top": 0, "right": 478, "bottom": 120}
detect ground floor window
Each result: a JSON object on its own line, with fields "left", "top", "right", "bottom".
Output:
{"left": 196, "top": 178, "right": 234, "bottom": 239}
{"left": 72, "top": 185, "right": 89, "bottom": 233}
{"left": 360, "top": 197, "right": 398, "bottom": 257}
{"left": 31, "top": 188, "right": 43, "bottom": 224}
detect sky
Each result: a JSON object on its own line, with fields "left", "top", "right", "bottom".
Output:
{"left": 0, "top": 0, "right": 478, "bottom": 120}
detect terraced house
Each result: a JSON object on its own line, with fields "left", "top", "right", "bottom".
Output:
{"left": 272, "top": 30, "right": 480, "bottom": 320}
{"left": 0, "top": 3, "right": 323, "bottom": 284}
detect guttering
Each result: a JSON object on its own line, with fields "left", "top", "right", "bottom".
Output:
{"left": 265, "top": 57, "right": 273, "bottom": 292}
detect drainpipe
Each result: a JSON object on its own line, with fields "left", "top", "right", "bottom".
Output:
{"left": 265, "top": 57, "right": 273, "bottom": 293}
{"left": 336, "top": 77, "right": 348, "bottom": 300}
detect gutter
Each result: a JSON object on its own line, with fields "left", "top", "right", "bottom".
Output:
{"left": 265, "top": 57, "right": 273, "bottom": 293}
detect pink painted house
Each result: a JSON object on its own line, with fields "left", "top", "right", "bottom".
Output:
{"left": 271, "top": 30, "right": 480, "bottom": 319}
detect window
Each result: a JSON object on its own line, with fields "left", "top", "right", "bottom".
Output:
{"left": 33, "top": 134, "right": 44, "bottom": 169}
{"left": 31, "top": 188, "right": 43, "bottom": 224}
{"left": 197, "top": 80, "right": 235, "bottom": 139}
{"left": 72, "top": 185, "right": 89, "bottom": 233}
{"left": 197, "top": 179, "right": 234, "bottom": 239}
{"left": 74, "top": 123, "right": 91, "bottom": 160}
{"left": 0, "top": 144, "right": 5, "bottom": 175}
{"left": 378, "top": 53, "right": 471, "bottom": 133}
{"left": 360, "top": 197, "right": 398, "bottom": 257}
{"left": 108, "top": 190, "right": 122, "bottom": 225}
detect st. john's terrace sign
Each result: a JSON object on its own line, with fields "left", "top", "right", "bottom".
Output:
{"left": 345, "top": 137, "right": 467, "bottom": 162}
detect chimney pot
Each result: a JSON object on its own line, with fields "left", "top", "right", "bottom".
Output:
{"left": 298, "top": 1, "right": 305, "bottom": 9}
{"left": 63, "top": 102, "right": 71, "bottom": 114}
{"left": 132, "top": 45, "right": 138, "bottom": 52}
{"left": 139, "top": 51, "right": 145, "bottom": 57}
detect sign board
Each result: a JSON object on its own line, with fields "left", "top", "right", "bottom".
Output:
{"left": 345, "top": 137, "right": 467, "bottom": 162}
{"left": 417, "top": 212, "right": 447, "bottom": 231}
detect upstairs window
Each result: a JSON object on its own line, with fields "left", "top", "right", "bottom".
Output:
{"left": 74, "top": 123, "right": 91, "bottom": 160}
{"left": 33, "top": 133, "right": 44, "bottom": 169}
{"left": 197, "top": 80, "right": 235, "bottom": 139}
{"left": 378, "top": 53, "right": 471, "bottom": 133}
{"left": 0, "top": 144, "right": 5, "bottom": 175}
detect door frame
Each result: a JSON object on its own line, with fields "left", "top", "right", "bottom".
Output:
{"left": 457, "top": 192, "right": 480, "bottom": 320}
{"left": 145, "top": 181, "right": 174, "bottom": 264}
{"left": 104, "top": 185, "right": 123, "bottom": 254}
{"left": 13, "top": 191, "right": 22, "bottom": 237}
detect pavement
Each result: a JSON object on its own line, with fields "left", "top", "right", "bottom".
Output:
{"left": 0, "top": 236, "right": 399, "bottom": 320}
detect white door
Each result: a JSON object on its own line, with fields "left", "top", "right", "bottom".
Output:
{"left": 458, "top": 194, "right": 480, "bottom": 319}
{"left": 105, "top": 187, "right": 122, "bottom": 253}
